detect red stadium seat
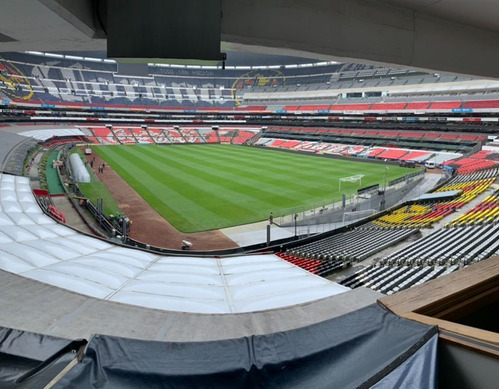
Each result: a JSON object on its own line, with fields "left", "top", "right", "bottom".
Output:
{"left": 429, "top": 101, "right": 462, "bottom": 109}
{"left": 370, "top": 102, "right": 407, "bottom": 110}
{"left": 377, "top": 149, "right": 408, "bottom": 160}
{"left": 462, "top": 100, "right": 499, "bottom": 109}
{"left": 405, "top": 101, "right": 430, "bottom": 110}
{"left": 329, "top": 104, "right": 371, "bottom": 111}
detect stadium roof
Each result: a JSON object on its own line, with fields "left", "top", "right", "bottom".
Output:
{"left": 0, "top": 0, "right": 497, "bottom": 77}
{"left": 0, "top": 174, "right": 349, "bottom": 314}
{"left": 410, "top": 190, "right": 462, "bottom": 203}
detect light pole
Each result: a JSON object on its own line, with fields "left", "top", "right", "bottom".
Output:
{"left": 383, "top": 166, "right": 389, "bottom": 192}
{"left": 294, "top": 213, "right": 298, "bottom": 238}
{"left": 381, "top": 167, "right": 389, "bottom": 211}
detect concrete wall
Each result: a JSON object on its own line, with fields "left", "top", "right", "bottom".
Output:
{"left": 439, "top": 340, "right": 499, "bottom": 389}
{"left": 221, "top": 0, "right": 498, "bottom": 78}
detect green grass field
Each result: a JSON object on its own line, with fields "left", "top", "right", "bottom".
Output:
{"left": 92, "top": 144, "right": 419, "bottom": 232}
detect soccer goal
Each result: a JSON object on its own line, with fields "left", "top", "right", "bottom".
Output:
{"left": 339, "top": 174, "right": 364, "bottom": 191}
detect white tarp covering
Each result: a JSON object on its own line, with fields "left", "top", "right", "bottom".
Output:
{"left": 19, "top": 128, "right": 86, "bottom": 141}
{"left": 432, "top": 152, "right": 462, "bottom": 164}
{"left": 68, "top": 153, "right": 90, "bottom": 183}
{"left": 0, "top": 174, "right": 349, "bottom": 314}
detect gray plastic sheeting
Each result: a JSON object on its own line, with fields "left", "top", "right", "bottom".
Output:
{"left": 0, "top": 326, "right": 85, "bottom": 389}
{"left": 371, "top": 334, "right": 438, "bottom": 389}
{"left": 54, "top": 303, "right": 438, "bottom": 389}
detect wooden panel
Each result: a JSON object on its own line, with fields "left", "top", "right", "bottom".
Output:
{"left": 439, "top": 333, "right": 499, "bottom": 358}
{"left": 379, "top": 256, "right": 499, "bottom": 316}
{"left": 402, "top": 312, "right": 499, "bottom": 346}
{"left": 379, "top": 256, "right": 499, "bottom": 352}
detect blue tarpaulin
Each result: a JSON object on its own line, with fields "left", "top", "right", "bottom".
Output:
{"left": 53, "top": 304, "right": 438, "bottom": 389}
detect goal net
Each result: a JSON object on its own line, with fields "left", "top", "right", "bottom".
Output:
{"left": 339, "top": 174, "right": 364, "bottom": 191}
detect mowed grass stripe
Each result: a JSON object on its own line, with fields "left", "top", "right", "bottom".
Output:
{"left": 162, "top": 145, "right": 396, "bottom": 199}
{"left": 94, "top": 145, "right": 275, "bottom": 231}
{"left": 144, "top": 145, "right": 363, "bottom": 210}
{"left": 125, "top": 146, "right": 328, "bottom": 228}
{"left": 117, "top": 146, "right": 272, "bottom": 219}
{"left": 95, "top": 145, "right": 301, "bottom": 230}
{"left": 176, "top": 144, "right": 380, "bottom": 184}
{"left": 153, "top": 145, "right": 360, "bottom": 199}
{"left": 187, "top": 145, "right": 339, "bottom": 177}
{"left": 144, "top": 146, "right": 320, "bottom": 204}
{"left": 92, "top": 144, "right": 417, "bottom": 232}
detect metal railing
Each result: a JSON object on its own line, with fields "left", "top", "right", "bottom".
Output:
{"left": 276, "top": 170, "right": 425, "bottom": 237}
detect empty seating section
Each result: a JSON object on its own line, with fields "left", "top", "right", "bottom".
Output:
{"left": 330, "top": 104, "right": 372, "bottom": 111}
{"left": 344, "top": 146, "right": 366, "bottom": 155}
{"left": 280, "top": 140, "right": 302, "bottom": 149}
{"left": 297, "top": 104, "right": 331, "bottom": 111}
{"left": 164, "top": 129, "right": 186, "bottom": 143}
{"left": 202, "top": 129, "right": 220, "bottom": 143}
{"left": 373, "top": 204, "right": 444, "bottom": 228}
{"left": 254, "top": 137, "right": 272, "bottom": 146}
{"left": 459, "top": 134, "right": 480, "bottom": 141}
{"left": 462, "top": 100, "right": 499, "bottom": 109}
{"left": 340, "top": 264, "right": 456, "bottom": 295}
{"left": 445, "top": 150, "right": 499, "bottom": 174}
{"left": 439, "top": 133, "right": 458, "bottom": 139}
{"left": 232, "top": 130, "right": 256, "bottom": 144}
{"left": 112, "top": 128, "right": 134, "bottom": 137}
{"left": 275, "top": 253, "right": 344, "bottom": 277}
{"left": 147, "top": 128, "right": 170, "bottom": 144}
{"left": 371, "top": 170, "right": 497, "bottom": 229}
{"left": 285, "top": 228, "right": 417, "bottom": 264}
{"left": 88, "top": 127, "right": 119, "bottom": 145}
{"left": 294, "top": 141, "right": 325, "bottom": 152}
{"left": 376, "top": 149, "right": 408, "bottom": 160}
{"left": 270, "top": 139, "right": 286, "bottom": 148}
{"left": 270, "top": 138, "right": 307, "bottom": 150}
{"left": 448, "top": 191, "right": 499, "bottom": 226}
{"left": 400, "top": 151, "right": 431, "bottom": 161}
{"left": 405, "top": 102, "right": 430, "bottom": 110}
{"left": 378, "top": 131, "right": 399, "bottom": 137}
{"left": 428, "top": 101, "right": 462, "bottom": 109}
{"left": 218, "top": 129, "right": 237, "bottom": 143}
{"left": 370, "top": 102, "right": 407, "bottom": 110}
{"left": 1, "top": 54, "right": 498, "bottom": 115}
{"left": 444, "top": 169, "right": 498, "bottom": 184}
{"left": 180, "top": 128, "right": 204, "bottom": 143}
{"left": 458, "top": 160, "right": 498, "bottom": 174}
{"left": 131, "top": 128, "right": 155, "bottom": 144}
{"left": 435, "top": 177, "right": 496, "bottom": 208}
{"left": 301, "top": 142, "right": 335, "bottom": 153}
{"left": 258, "top": 129, "right": 475, "bottom": 163}
{"left": 283, "top": 105, "right": 301, "bottom": 111}
{"left": 379, "top": 224, "right": 498, "bottom": 268}
{"left": 84, "top": 126, "right": 260, "bottom": 145}
{"left": 341, "top": 218, "right": 497, "bottom": 294}
{"left": 401, "top": 132, "right": 425, "bottom": 138}
{"left": 368, "top": 148, "right": 385, "bottom": 157}
{"left": 469, "top": 150, "right": 499, "bottom": 160}
{"left": 113, "top": 127, "right": 136, "bottom": 145}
